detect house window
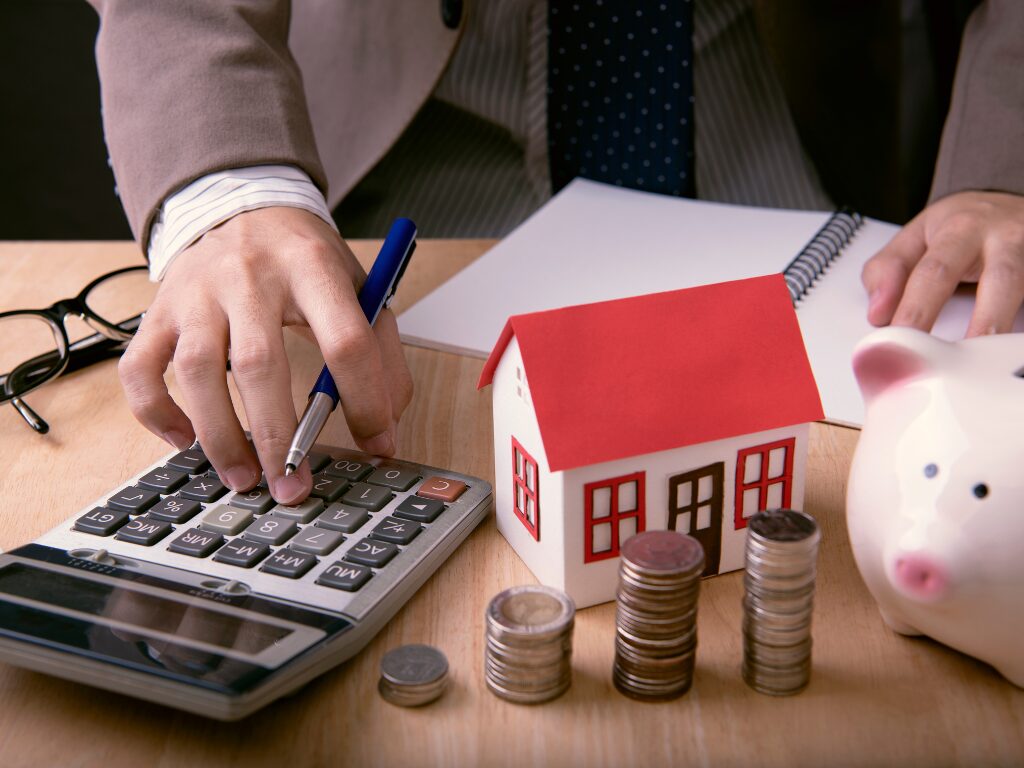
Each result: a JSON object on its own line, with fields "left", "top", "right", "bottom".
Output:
{"left": 734, "top": 437, "right": 796, "bottom": 529}
{"left": 584, "top": 471, "right": 646, "bottom": 563}
{"left": 515, "top": 366, "right": 530, "bottom": 405}
{"left": 512, "top": 437, "right": 540, "bottom": 540}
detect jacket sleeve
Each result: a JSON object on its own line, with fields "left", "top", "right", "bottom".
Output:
{"left": 87, "top": 0, "right": 327, "bottom": 246}
{"left": 930, "top": 0, "right": 1024, "bottom": 202}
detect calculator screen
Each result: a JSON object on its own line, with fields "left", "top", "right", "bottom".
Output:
{"left": 0, "top": 563, "right": 290, "bottom": 655}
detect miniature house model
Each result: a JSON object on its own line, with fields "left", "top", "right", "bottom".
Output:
{"left": 478, "top": 274, "right": 824, "bottom": 608}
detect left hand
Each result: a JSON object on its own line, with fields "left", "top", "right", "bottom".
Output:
{"left": 861, "top": 190, "right": 1024, "bottom": 336}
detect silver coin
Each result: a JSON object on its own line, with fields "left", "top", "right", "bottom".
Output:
{"left": 747, "top": 509, "right": 820, "bottom": 544}
{"left": 620, "top": 530, "right": 705, "bottom": 574}
{"left": 487, "top": 585, "right": 575, "bottom": 639}
{"left": 378, "top": 676, "right": 447, "bottom": 707}
{"left": 486, "top": 675, "right": 571, "bottom": 704}
{"left": 380, "top": 644, "right": 449, "bottom": 687}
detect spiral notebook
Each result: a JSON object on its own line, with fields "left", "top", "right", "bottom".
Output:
{"left": 398, "top": 179, "right": 1024, "bottom": 427}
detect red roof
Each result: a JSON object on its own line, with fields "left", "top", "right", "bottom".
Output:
{"left": 478, "top": 274, "right": 823, "bottom": 472}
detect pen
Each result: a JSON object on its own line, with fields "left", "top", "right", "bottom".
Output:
{"left": 284, "top": 218, "right": 417, "bottom": 475}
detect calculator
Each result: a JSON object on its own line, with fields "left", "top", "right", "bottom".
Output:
{"left": 0, "top": 443, "right": 491, "bottom": 720}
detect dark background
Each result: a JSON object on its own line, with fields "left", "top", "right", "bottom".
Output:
{"left": 0, "top": 0, "right": 980, "bottom": 241}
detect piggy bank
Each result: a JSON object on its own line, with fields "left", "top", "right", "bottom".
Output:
{"left": 848, "top": 326, "right": 1024, "bottom": 687}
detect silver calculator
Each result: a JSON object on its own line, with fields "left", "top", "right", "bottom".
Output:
{"left": 0, "top": 443, "right": 491, "bottom": 720}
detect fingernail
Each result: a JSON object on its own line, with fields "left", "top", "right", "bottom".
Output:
{"left": 223, "top": 465, "right": 258, "bottom": 492}
{"left": 162, "top": 430, "right": 193, "bottom": 450}
{"left": 272, "top": 473, "right": 308, "bottom": 505}
{"left": 363, "top": 428, "right": 395, "bottom": 457}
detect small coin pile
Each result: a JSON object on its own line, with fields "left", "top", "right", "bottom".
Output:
{"left": 613, "top": 530, "right": 705, "bottom": 701}
{"left": 742, "top": 508, "right": 821, "bottom": 696}
{"left": 378, "top": 644, "right": 449, "bottom": 707}
{"left": 484, "top": 585, "right": 575, "bottom": 704}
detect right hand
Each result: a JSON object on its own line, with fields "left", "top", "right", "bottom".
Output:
{"left": 118, "top": 206, "right": 414, "bottom": 504}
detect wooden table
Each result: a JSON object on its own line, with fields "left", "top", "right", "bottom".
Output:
{"left": 1, "top": 241, "right": 1022, "bottom": 768}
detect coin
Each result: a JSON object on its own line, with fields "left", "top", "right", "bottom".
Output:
{"left": 378, "top": 644, "right": 449, "bottom": 707}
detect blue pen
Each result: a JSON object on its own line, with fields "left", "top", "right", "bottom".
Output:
{"left": 284, "top": 218, "right": 417, "bottom": 474}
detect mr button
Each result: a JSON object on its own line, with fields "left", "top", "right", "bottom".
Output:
{"left": 417, "top": 476, "right": 467, "bottom": 503}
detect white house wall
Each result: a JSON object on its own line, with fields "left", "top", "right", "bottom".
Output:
{"left": 561, "top": 422, "right": 810, "bottom": 608}
{"left": 490, "top": 337, "right": 567, "bottom": 590}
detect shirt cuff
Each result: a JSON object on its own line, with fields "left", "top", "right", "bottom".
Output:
{"left": 146, "top": 165, "right": 337, "bottom": 281}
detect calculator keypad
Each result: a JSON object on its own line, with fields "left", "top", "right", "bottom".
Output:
{"left": 70, "top": 442, "right": 479, "bottom": 599}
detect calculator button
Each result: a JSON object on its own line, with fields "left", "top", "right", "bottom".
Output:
{"left": 344, "top": 539, "right": 399, "bottom": 568}
{"left": 228, "top": 487, "right": 277, "bottom": 514}
{"left": 166, "top": 447, "right": 210, "bottom": 474}
{"left": 324, "top": 458, "right": 374, "bottom": 482}
{"left": 317, "top": 561, "right": 373, "bottom": 591}
{"left": 306, "top": 451, "right": 332, "bottom": 473}
{"left": 314, "top": 504, "right": 370, "bottom": 533}
{"left": 107, "top": 486, "right": 162, "bottom": 514}
{"left": 309, "top": 472, "right": 349, "bottom": 503}
{"left": 271, "top": 497, "right": 325, "bottom": 523}
{"left": 242, "top": 514, "right": 298, "bottom": 546}
{"left": 417, "top": 477, "right": 467, "bottom": 503}
{"left": 168, "top": 529, "right": 224, "bottom": 558}
{"left": 73, "top": 507, "right": 130, "bottom": 536}
{"left": 289, "top": 527, "right": 345, "bottom": 556}
{"left": 370, "top": 516, "right": 422, "bottom": 545}
{"left": 261, "top": 549, "right": 318, "bottom": 579}
{"left": 114, "top": 516, "right": 173, "bottom": 546}
{"left": 213, "top": 539, "right": 270, "bottom": 568}
{"left": 148, "top": 496, "right": 202, "bottom": 524}
{"left": 178, "top": 476, "right": 228, "bottom": 503}
{"left": 199, "top": 505, "right": 254, "bottom": 535}
{"left": 342, "top": 482, "right": 394, "bottom": 511}
{"left": 137, "top": 467, "right": 189, "bottom": 494}
{"left": 393, "top": 496, "right": 445, "bottom": 523}
{"left": 366, "top": 467, "right": 420, "bottom": 491}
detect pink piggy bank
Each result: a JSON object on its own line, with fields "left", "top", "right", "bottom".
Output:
{"left": 848, "top": 326, "right": 1024, "bottom": 687}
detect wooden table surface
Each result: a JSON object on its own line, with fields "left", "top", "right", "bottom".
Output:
{"left": 1, "top": 241, "right": 1022, "bottom": 768}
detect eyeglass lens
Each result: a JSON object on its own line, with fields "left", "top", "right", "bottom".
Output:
{"left": 0, "top": 315, "right": 65, "bottom": 396}
{"left": 82, "top": 268, "right": 159, "bottom": 336}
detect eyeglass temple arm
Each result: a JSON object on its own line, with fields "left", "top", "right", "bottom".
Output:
{"left": 12, "top": 397, "right": 48, "bottom": 434}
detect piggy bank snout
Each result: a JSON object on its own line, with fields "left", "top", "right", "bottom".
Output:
{"left": 891, "top": 553, "right": 949, "bottom": 603}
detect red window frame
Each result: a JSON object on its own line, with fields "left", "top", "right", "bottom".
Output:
{"left": 734, "top": 437, "right": 795, "bottom": 529}
{"left": 583, "top": 471, "right": 646, "bottom": 563}
{"left": 511, "top": 437, "right": 540, "bottom": 540}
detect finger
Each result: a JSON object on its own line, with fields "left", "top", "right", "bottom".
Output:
{"left": 173, "top": 312, "right": 259, "bottom": 492}
{"left": 372, "top": 308, "right": 414, "bottom": 425}
{"left": 891, "top": 228, "right": 981, "bottom": 331}
{"left": 228, "top": 315, "right": 311, "bottom": 504}
{"left": 118, "top": 313, "right": 195, "bottom": 449}
{"left": 294, "top": 273, "right": 395, "bottom": 456}
{"left": 966, "top": 248, "right": 1024, "bottom": 336}
{"left": 861, "top": 216, "right": 926, "bottom": 327}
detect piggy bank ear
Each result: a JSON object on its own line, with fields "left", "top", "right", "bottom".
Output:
{"left": 852, "top": 327, "right": 946, "bottom": 404}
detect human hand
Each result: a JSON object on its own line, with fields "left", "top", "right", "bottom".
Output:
{"left": 862, "top": 190, "right": 1024, "bottom": 337}
{"left": 118, "top": 207, "right": 414, "bottom": 504}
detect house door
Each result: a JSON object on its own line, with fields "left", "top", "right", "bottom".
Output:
{"left": 668, "top": 462, "right": 724, "bottom": 576}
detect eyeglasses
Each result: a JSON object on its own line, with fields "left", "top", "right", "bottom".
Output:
{"left": 1, "top": 265, "right": 157, "bottom": 434}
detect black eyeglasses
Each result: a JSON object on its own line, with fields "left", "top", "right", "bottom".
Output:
{"left": 1, "top": 265, "right": 156, "bottom": 434}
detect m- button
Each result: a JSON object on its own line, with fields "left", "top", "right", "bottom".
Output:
{"left": 417, "top": 476, "right": 467, "bottom": 503}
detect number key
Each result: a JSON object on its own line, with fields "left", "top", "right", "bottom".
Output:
{"left": 228, "top": 487, "right": 277, "bottom": 514}
{"left": 199, "top": 504, "right": 253, "bottom": 535}
{"left": 342, "top": 482, "right": 393, "bottom": 511}
{"left": 324, "top": 458, "right": 373, "bottom": 482}
{"left": 308, "top": 472, "right": 349, "bottom": 503}
{"left": 366, "top": 467, "right": 420, "bottom": 491}
{"left": 289, "top": 527, "right": 345, "bottom": 556}
{"left": 242, "top": 514, "right": 298, "bottom": 546}
{"left": 315, "top": 504, "right": 369, "bottom": 533}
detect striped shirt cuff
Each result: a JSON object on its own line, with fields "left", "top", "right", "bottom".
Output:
{"left": 147, "top": 165, "right": 337, "bottom": 281}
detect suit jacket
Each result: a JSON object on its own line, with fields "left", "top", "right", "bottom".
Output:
{"left": 88, "top": 0, "right": 1024, "bottom": 245}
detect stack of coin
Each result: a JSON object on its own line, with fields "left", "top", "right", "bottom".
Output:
{"left": 613, "top": 530, "right": 704, "bottom": 701}
{"left": 742, "top": 508, "right": 821, "bottom": 696}
{"left": 484, "top": 585, "right": 575, "bottom": 704}
{"left": 378, "top": 644, "right": 449, "bottom": 707}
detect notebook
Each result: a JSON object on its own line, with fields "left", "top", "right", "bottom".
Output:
{"left": 397, "top": 179, "right": 1024, "bottom": 427}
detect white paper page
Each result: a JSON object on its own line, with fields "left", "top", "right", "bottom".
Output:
{"left": 796, "top": 219, "right": 1024, "bottom": 427}
{"left": 398, "top": 178, "right": 830, "bottom": 357}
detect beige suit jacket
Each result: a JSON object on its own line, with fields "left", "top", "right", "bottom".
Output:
{"left": 88, "top": 0, "right": 1024, "bottom": 246}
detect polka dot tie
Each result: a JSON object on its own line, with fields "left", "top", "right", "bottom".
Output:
{"left": 547, "top": 0, "right": 695, "bottom": 197}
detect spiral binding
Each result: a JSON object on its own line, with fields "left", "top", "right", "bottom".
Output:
{"left": 782, "top": 208, "right": 864, "bottom": 303}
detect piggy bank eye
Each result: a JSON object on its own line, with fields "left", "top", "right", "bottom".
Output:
{"left": 923, "top": 463, "right": 938, "bottom": 478}
{"left": 973, "top": 483, "right": 989, "bottom": 499}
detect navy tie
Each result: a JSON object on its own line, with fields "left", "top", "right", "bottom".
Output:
{"left": 547, "top": 0, "right": 695, "bottom": 197}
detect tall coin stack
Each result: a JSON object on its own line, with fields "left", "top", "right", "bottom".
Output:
{"left": 742, "top": 508, "right": 821, "bottom": 696}
{"left": 484, "top": 585, "right": 575, "bottom": 704}
{"left": 613, "top": 530, "right": 705, "bottom": 701}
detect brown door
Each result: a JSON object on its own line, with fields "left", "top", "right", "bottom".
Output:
{"left": 668, "top": 462, "right": 724, "bottom": 577}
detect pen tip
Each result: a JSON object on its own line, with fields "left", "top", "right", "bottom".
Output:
{"left": 284, "top": 464, "right": 296, "bottom": 476}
